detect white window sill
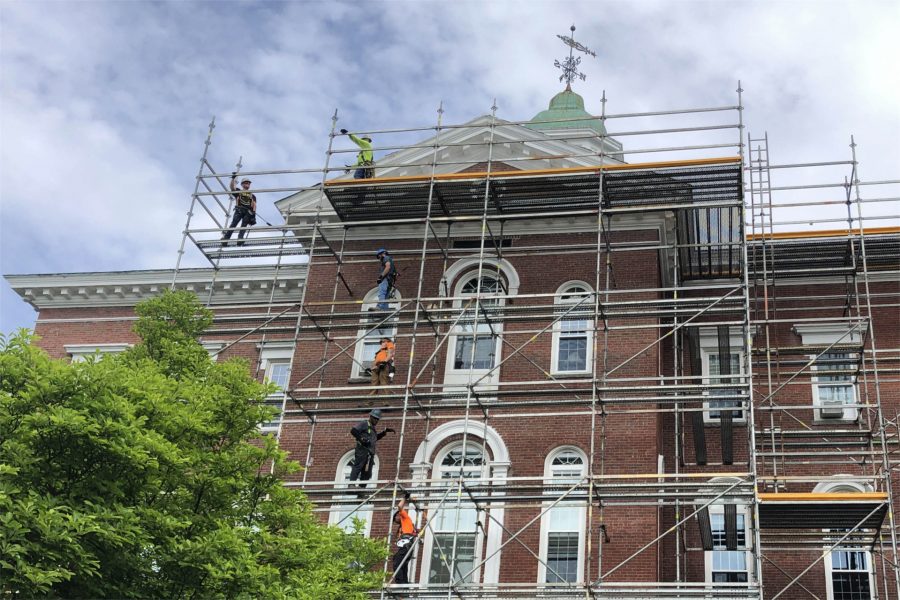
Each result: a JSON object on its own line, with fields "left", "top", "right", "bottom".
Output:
{"left": 550, "top": 370, "right": 593, "bottom": 378}
{"left": 703, "top": 417, "right": 747, "bottom": 426}
{"left": 812, "top": 417, "right": 858, "bottom": 425}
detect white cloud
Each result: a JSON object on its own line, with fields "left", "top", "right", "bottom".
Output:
{"left": 2, "top": 0, "right": 899, "bottom": 332}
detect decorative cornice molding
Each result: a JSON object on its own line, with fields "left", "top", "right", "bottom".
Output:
{"left": 297, "top": 212, "right": 667, "bottom": 242}
{"left": 4, "top": 265, "right": 307, "bottom": 310}
{"left": 793, "top": 323, "right": 863, "bottom": 346}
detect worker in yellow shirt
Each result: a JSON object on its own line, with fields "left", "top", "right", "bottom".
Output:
{"left": 340, "top": 128, "right": 374, "bottom": 179}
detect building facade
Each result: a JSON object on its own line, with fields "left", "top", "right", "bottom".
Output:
{"left": 6, "top": 87, "right": 900, "bottom": 600}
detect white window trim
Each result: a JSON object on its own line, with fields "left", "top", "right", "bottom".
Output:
{"left": 328, "top": 449, "right": 379, "bottom": 536}
{"left": 439, "top": 256, "right": 520, "bottom": 298}
{"left": 811, "top": 352, "right": 859, "bottom": 422}
{"left": 793, "top": 323, "right": 862, "bottom": 347}
{"left": 411, "top": 421, "right": 509, "bottom": 586}
{"left": 351, "top": 287, "right": 401, "bottom": 379}
{"left": 703, "top": 504, "right": 751, "bottom": 584}
{"left": 421, "top": 442, "right": 488, "bottom": 585}
{"left": 537, "top": 446, "right": 588, "bottom": 584}
{"left": 700, "top": 348, "right": 747, "bottom": 425}
{"left": 201, "top": 341, "right": 225, "bottom": 360}
{"left": 814, "top": 480, "right": 874, "bottom": 600}
{"left": 550, "top": 282, "right": 594, "bottom": 376}
{"left": 447, "top": 273, "right": 505, "bottom": 372}
{"left": 257, "top": 342, "right": 294, "bottom": 434}
{"left": 66, "top": 343, "right": 132, "bottom": 362}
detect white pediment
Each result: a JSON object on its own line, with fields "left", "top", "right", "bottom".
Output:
{"left": 275, "top": 115, "right": 624, "bottom": 221}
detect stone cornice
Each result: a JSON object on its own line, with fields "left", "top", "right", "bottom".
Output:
{"left": 287, "top": 211, "right": 668, "bottom": 242}
{"left": 4, "top": 265, "right": 307, "bottom": 310}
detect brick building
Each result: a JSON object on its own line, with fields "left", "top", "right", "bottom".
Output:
{"left": 6, "top": 86, "right": 900, "bottom": 600}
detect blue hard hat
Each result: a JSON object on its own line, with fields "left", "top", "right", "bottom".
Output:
{"left": 375, "top": 248, "right": 387, "bottom": 256}
{"left": 370, "top": 409, "right": 382, "bottom": 420}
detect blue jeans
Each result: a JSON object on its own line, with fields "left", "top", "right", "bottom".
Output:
{"left": 354, "top": 162, "right": 374, "bottom": 179}
{"left": 377, "top": 277, "right": 391, "bottom": 310}
{"left": 222, "top": 206, "right": 253, "bottom": 242}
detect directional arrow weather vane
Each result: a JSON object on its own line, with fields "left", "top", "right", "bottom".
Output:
{"left": 555, "top": 25, "right": 596, "bottom": 89}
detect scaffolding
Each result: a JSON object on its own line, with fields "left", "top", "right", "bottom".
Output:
{"left": 170, "top": 84, "right": 900, "bottom": 599}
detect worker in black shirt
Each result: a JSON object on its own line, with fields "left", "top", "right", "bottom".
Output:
{"left": 349, "top": 408, "right": 395, "bottom": 491}
{"left": 222, "top": 173, "right": 257, "bottom": 246}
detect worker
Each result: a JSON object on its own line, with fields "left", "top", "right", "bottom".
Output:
{"left": 392, "top": 491, "right": 422, "bottom": 586}
{"left": 369, "top": 337, "right": 396, "bottom": 395}
{"left": 222, "top": 173, "right": 257, "bottom": 246}
{"left": 340, "top": 128, "right": 375, "bottom": 179}
{"left": 375, "top": 248, "right": 397, "bottom": 310}
{"left": 348, "top": 409, "right": 394, "bottom": 490}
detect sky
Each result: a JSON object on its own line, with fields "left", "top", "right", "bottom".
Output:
{"left": 1, "top": 0, "right": 898, "bottom": 333}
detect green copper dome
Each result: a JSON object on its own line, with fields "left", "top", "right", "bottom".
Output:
{"left": 526, "top": 88, "right": 606, "bottom": 135}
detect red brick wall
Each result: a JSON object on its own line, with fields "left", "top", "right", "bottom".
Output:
{"left": 21, "top": 234, "right": 900, "bottom": 596}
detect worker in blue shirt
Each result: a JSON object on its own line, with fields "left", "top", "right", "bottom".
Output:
{"left": 375, "top": 248, "right": 397, "bottom": 310}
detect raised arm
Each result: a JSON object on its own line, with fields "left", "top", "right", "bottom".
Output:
{"left": 348, "top": 133, "right": 372, "bottom": 151}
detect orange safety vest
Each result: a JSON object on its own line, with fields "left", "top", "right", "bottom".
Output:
{"left": 396, "top": 508, "right": 416, "bottom": 535}
{"left": 374, "top": 341, "right": 395, "bottom": 365}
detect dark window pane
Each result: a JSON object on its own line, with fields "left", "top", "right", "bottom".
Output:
{"left": 429, "top": 533, "right": 476, "bottom": 584}
{"left": 712, "top": 572, "right": 749, "bottom": 583}
{"left": 832, "top": 572, "right": 871, "bottom": 600}
{"left": 546, "top": 532, "right": 579, "bottom": 583}
{"left": 557, "top": 337, "right": 587, "bottom": 371}
{"left": 454, "top": 336, "right": 495, "bottom": 369}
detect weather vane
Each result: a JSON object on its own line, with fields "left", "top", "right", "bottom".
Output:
{"left": 555, "top": 24, "right": 596, "bottom": 89}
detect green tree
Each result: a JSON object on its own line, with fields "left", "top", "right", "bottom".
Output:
{"left": 0, "top": 290, "right": 386, "bottom": 599}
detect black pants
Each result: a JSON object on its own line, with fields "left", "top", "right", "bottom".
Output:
{"left": 222, "top": 206, "right": 253, "bottom": 242}
{"left": 348, "top": 447, "right": 374, "bottom": 488}
{"left": 393, "top": 541, "right": 413, "bottom": 584}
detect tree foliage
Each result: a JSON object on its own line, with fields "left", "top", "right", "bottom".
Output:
{"left": 0, "top": 290, "right": 385, "bottom": 599}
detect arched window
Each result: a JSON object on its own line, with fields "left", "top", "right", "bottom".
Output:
{"left": 451, "top": 275, "right": 503, "bottom": 371}
{"left": 412, "top": 421, "right": 509, "bottom": 586}
{"left": 814, "top": 480, "right": 874, "bottom": 600}
{"left": 539, "top": 447, "right": 588, "bottom": 584}
{"left": 552, "top": 282, "right": 594, "bottom": 375}
{"left": 328, "top": 450, "right": 379, "bottom": 535}
{"left": 427, "top": 443, "right": 486, "bottom": 584}
{"left": 351, "top": 287, "right": 401, "bottom": 378}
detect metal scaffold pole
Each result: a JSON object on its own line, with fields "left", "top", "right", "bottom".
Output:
{"left": 737, "top": 81, "right": 765, "bottom": 597}
{"left": 380, "top": 101, "right": 446, "bottom": 598}
{"left": 848, "top": 136, "right": 900, "bottom": 600}
{"left": 444, "top": 99, "right": 499, "bottom": 597}
{"left": 286, "top": 109, "right": 341, "bottom": 469}
{"left": 172, "top": 117, "right": 216, "bottom": 288}
{"left": 162, "top": 81, "right": 900, "bottom": 600}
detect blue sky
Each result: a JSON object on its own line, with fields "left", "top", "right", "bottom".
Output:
{"left": 2, "top": 0, "right": 899, "bottom": 333}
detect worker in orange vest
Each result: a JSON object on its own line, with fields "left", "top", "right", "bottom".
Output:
{"left": 369, "top": 337, "right": 395, "bottom": 394}
{"left": 392, "top": 491, "right": 423, "bottom": 585}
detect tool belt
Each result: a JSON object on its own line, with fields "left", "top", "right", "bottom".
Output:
{"left": 396, "top": 534, "right": 416, "bottom": 548}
